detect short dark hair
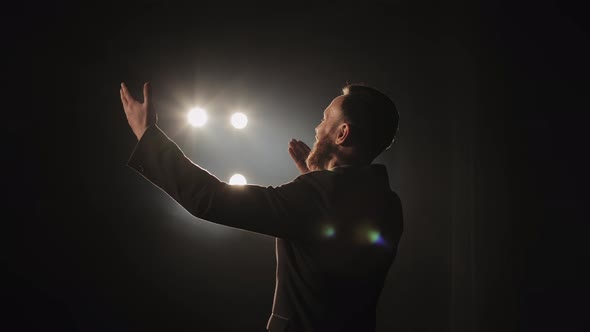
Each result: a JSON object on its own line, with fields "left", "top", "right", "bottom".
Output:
{"left": 340, "top": 84, "right": 399, "bottom": 161}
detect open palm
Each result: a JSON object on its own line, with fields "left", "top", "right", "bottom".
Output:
{"left": 120, "top": 82, "right": 158, "bottom": 140}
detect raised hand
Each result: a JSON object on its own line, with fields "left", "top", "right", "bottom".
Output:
{"left": 120, "top": 82, "right": 158, "bottom": 140}
{"left": 288, "top": 139, "right": 311, "bottom": 174}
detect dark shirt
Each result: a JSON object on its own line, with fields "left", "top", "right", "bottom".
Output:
{"left": 127, "top": 126, "right": 404, "bottom": 332}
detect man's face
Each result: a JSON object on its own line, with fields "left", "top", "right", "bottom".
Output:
{"left": 306, "top": 96, "right": 345, "bottom": 171}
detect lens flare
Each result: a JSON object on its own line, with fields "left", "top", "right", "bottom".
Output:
{"left": 367, "top": 230, "right": 386, "bottom": 246}
{"left": 322, "top": 225, "right": 335, "bottom": 238}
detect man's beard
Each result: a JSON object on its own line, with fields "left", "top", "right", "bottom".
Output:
{"left": 306, "top": 137, "right": 338, "bottom": 171}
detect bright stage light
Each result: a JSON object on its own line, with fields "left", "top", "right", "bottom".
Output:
{"left": 230, "top": 112, "right": 248, "bottom": 129}
{"left": 188, "top": 107, "right": 207, "bottom": 127}
{"left": 229, "top": 174, "right": 247, "bottom": 185}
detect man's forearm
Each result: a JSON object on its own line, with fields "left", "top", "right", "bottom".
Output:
{"left": 126, "top": 125, "right": 311, "bottom": 239}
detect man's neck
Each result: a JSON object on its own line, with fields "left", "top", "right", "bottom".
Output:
{"left": 326, "top": 157, "right": 369, "bottom": 170}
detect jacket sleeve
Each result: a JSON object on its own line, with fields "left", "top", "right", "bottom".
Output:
{"left": 126, "top": 125, "right": 326, "bottom": 240}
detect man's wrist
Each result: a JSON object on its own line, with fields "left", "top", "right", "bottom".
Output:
{"left": 135, "top": 126, "right": 150, "bottom": 141}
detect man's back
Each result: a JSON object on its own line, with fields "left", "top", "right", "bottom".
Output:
{"left": 268, "top": 165, "right": 403, "bottom": 332}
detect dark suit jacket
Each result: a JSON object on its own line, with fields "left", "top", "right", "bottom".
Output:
{"left": 127, "top": 125, "right": 403, "bottom": 332}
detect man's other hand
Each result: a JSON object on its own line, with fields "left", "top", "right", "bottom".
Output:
{"left": 288, "top": 139, "right": 311, "bottom": 174}
{"left": 120, "top": 82, "right": 158, "bottom": 141}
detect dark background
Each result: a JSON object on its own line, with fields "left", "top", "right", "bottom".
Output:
{"left": 5, "top": 1, "right": 588, "bottom": 331}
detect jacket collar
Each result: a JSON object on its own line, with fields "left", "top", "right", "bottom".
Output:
{"left": 330, "top": 164, "right": 391, "bottom": 188}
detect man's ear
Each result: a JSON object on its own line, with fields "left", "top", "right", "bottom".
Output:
{"left": 335, "top": 123, "right": 350, "bottom": 145}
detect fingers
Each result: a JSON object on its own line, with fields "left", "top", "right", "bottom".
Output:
{"left": 291, "top": 139, "right": 310, "bottom": 158}
{"left": 288, "top": 141, "right": 299, "bottom": 159}
{"left": 289, "top": 140, "right": 311, "bottom": 164}
{"left": 120, "top": 88, "right": 128, "bottom": 108}
{"left": 288, "top": 139, "right": 300, "bottom": 157}
{"left": 120, "top": 82, "right": 152, "bottom": 105}
{"left": 120, "top": 82, "right": 136, "bottom": 104}
{"left": 288, "top": 146, "right": 298, "bottom": 160}
{"left": 291, "top": 139, "right": 310, "bottom": 151}
{"left": 299, "top": 140, "right": 311, "bottom": 153}
{"left": 289, "top": 141, "right": 311, "bottom": 174}
{"left": 143, "top": 82, "right": 151, "bottom": 104}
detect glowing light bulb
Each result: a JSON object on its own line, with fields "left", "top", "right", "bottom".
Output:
{"left": 188, "top": 107, "right": 207, "bottom": 127}
{"left": 230, "top": 112, "right": 248, "bottom": 129}
{"left": 229, "top": 174, "right": 247, "bottom": 185}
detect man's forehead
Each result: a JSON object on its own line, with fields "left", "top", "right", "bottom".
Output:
{"left": 325, "top": 95, "right": 345, "bottom": 116}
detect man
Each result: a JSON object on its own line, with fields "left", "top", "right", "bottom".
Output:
{"left": 120, "top": 82, "right": 403, "bottom": 332}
